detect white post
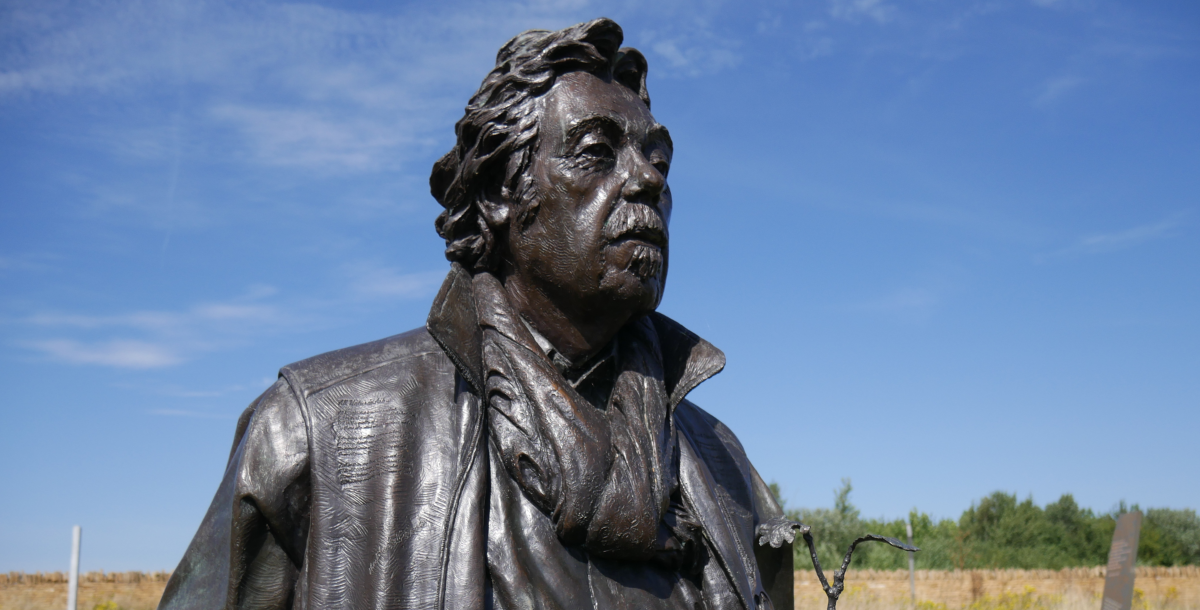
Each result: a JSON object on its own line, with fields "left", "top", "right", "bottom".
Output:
{"left": 67, "top": 525, "right": 81, "bottom": 610}
{"left": 906, "top": 520, "right": 916, "bottom": 604}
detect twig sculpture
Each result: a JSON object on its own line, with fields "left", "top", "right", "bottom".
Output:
{"left": 757, "top": 517, "right": 920, "bottom": 610}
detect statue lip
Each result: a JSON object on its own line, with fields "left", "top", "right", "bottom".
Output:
{"left": 610, "top": 226, "right": 667, "bottom": 249}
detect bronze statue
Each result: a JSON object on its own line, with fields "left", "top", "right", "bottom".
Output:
{"left": 158, "top": 18, "right": 791, "bottom": 610}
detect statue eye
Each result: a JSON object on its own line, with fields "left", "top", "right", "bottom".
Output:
{"left": 649, "top": 151, "right": 670, "bottom": 178}
{"left": 652, "top": 160, "right": 670, "bottom": 178}
{"left": 579, "top": 142, "right": 615, "bottom": 161}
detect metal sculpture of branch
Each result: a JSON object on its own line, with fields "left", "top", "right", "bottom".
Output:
{"left": 757, "top": 517, "right": 919, "bottom": 610}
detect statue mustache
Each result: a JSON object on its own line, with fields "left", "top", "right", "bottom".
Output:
{"left": 602, "top": 203, "right": 667, "bottom": 247}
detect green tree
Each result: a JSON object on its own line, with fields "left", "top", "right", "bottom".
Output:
{"left": 1140, "top": 508, "right": 1200, "bottom": 566}
{"left": 779, "top": 484, "right": 1198, "bottom": 570}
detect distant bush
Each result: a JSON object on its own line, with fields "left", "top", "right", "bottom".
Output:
{"left": 773, "top": 480, "right": 1200, "bottom": 570}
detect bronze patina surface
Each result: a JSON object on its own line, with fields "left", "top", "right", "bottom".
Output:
{"left": 159, "top": 18, "right": 791, "bottom": 610}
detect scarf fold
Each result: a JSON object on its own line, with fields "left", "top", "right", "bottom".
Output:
{"left": 474, "top": 272, "right": 681, "bottom": 560}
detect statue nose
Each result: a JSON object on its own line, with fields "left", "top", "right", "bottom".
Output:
{"left": 622, "top": 157, "right": 665, "bottom": 206}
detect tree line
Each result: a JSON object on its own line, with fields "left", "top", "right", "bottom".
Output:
{"left": 771, "top": 480, "right": 1200, "bottom": 571}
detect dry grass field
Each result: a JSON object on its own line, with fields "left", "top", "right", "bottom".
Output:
{"left": 3, "top": 567, "right": 1197, "bottom": 610}
{"left": 795, "top": 567, "right": 1200, "bottom": 610}
{"left": 0, "top": 572, "right": 168, "bottom": 610}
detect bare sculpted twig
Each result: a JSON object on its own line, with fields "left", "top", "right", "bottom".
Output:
{"left": 757, "top": 517, "right": 920, "bottom": 610}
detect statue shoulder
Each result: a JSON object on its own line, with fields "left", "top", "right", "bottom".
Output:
{"left": 279, "top": 327, "right": 446, "bottom": 398}
{"left": 675, "top": 398, "right": 783, "bottom": 515}
{"left": 675, "top": 399, "right": 749, "bottom": 460}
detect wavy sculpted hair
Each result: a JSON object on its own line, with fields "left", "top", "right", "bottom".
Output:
{"left": 430, "top": 18, "right": 650, "bottom": 272}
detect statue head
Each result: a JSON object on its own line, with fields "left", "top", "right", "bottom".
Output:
{"left": 431, "top": 18, "right": 672, "bottom": 351}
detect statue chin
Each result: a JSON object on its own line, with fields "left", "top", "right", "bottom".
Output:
{"left": 601, "top": 240, "right": 668, "bottom": 307}
{"left": 599, "top": 267, "right": 667, "bottom": 317}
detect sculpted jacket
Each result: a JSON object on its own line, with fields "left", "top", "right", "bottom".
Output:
{"left": 158, "top": 264, "right": 792, "bottom": 610}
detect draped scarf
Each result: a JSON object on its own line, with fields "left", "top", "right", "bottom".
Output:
{"left": 473, "top": 272, "right": 684, "bottom": 560}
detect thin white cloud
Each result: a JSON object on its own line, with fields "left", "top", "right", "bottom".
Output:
{"left": 798, "top": 21, "right": 835, "bottom": 60}
{"left": 1, "top": 1, "right": 748, "bottom": 173}
{"left": 0, "top": 0, "right": 753, "bottom": 246}
{"left": 641, "top": 30, "right": 741, "bottom": 77}
{"left": 1041, "top": 214, "right": 1186, "bottom": 260}
{"left": 0, "top": 254, "right": 58, "bottom": 273}
{"left": 14, "top": 267, "right": 446, "bottom": 368}
{"left": 348, "top": 265, "right": 447, "bottom": 299}
{"left": 1073, "top": 218, "right": 1182, "bottom": 254}
{"left": 1034, "top": 75, "right": 1085, "bottom": 107}
{"left": 209, "top": 104, "right": 423, "bottom": 173}
{"left": 114, "top": 376, "right": 278, "bottom": 399}
{"left": 27, "top": 301, "right": 282, "bottom": 334}
{"left": 26, "top": 339, "right": 183, "bottom": 369}
{"left": 859, "top": 288, "right": 939, "bottom": 314}
{"left": 148, "top": 408, "right": 234, "bottom": 419}
{"left": 653, "top": 40, "right": 691, "bottom": 69}
{"left": 0, "top": 1, "right": 584, "bottom": 174}
{"left": 1028, "top": 0, "right": 1097, "bottom": 10}
{"left": 850, "top": 267, "right": 965, "bottom": 322}
{"left": 829, "top": 0, "right": 896, "bottom": 24}
{"left": 18, "top": 286, "right": 292, "bottom": 368}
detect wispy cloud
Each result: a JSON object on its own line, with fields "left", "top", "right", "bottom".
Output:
{"left": 1, "top": 1, "right": 749, "bottom": 176}
{"left": 1028, "top": 0, "right": 1097, "bottom": 10}
{"left": 1034, "top": 75, "right": 1085, "bottom": 107}
{"left": 0, "top": 0, "right": 756, "bottom": 253}
{"left": 13, "top": 266, "right": 446, "bottom": 368}
{"left": 0, "top": 2, "right": 566, "bottom": 175}
{"left": 0, "top": 253, "right": 59, "bottom": 273}
{"left": 640, "top": 27, "right": 741, "bottom": 77}
{"left": 26, "top": 339, "right": 183, "bottom": 369}
{"left": 1043, "top": 214, "right": 1187, "bottom": 260}
{"left": 209, "top": 105, "right": 424, "bottom": 173}
{"left": 113, "top": 376, "right": 279, "bottom": 399}
{"left": 829, "top": 0, "right": 896, "bottom": 24}
{"left": 18, "top": 286, "right": 292, "bottom": 368}
{"left": 1075, "top": 218, "right": 1182, "bottom": 253}
{"left": 148, "top": 408, "right": 235, "bottom": 419}
{"left": 347, "top": 265, "right": 447, "bottom": 299}
{"left": 27, "top": 295, "right": 283, "bottom": 335}
{"left": 849, "top": 266, "right": 965, "bottom": 323}
{"left": 856, "top": 287, "right": 939, "bottom": 318}
{"left": 797, "top": 21, "right": 835, "bottom": 60}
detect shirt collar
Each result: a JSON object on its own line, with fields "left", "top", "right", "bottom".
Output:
{"left": 427, "top": 263, "right": 725, "bottom": 406}
{"left": 519, "top": 316, "right": 618, "bottom": 388}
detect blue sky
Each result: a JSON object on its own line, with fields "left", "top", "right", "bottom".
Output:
{"left": 1, "top": 0, "right": 1197, "bottom": 571}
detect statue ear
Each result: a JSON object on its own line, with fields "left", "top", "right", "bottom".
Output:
{"left": 477, "top": 183, "right": 511, "bottom": 228}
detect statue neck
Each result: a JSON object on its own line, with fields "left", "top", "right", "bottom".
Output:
{"left": 499, "top": 272, "right": 631, "bottom": 366}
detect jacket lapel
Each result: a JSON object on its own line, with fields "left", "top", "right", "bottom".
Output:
{"left": 426, "top": 263, "right": 484, "bottom": 394}
{"left": 649, "top": 311, "right": 725, "bottom": 407}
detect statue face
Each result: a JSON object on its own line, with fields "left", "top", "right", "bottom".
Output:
{"left": 507, "top": 70, "right": 673, "bottom": 324}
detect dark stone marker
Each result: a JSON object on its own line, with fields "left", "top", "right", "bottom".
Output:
{"left": 1101, "top": 511, "right": 1143, "bottom": 610}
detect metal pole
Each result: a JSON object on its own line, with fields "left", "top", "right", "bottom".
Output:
{"left": 67, "top": 525, "right": 81, "bottom": 610}
{"left": 906, "top": 520, "right": 916, "bottom": 604}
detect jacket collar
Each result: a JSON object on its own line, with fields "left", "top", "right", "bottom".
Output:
{"left": 426, "top": 263, "right": 725, "bottom": 406}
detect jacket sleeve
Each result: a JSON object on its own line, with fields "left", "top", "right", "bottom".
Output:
{"left": 158, "top": 378, "right": 311, "bottom": 610}
{"left": 750, "top": 465, "right": 793, "bottom": 610}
